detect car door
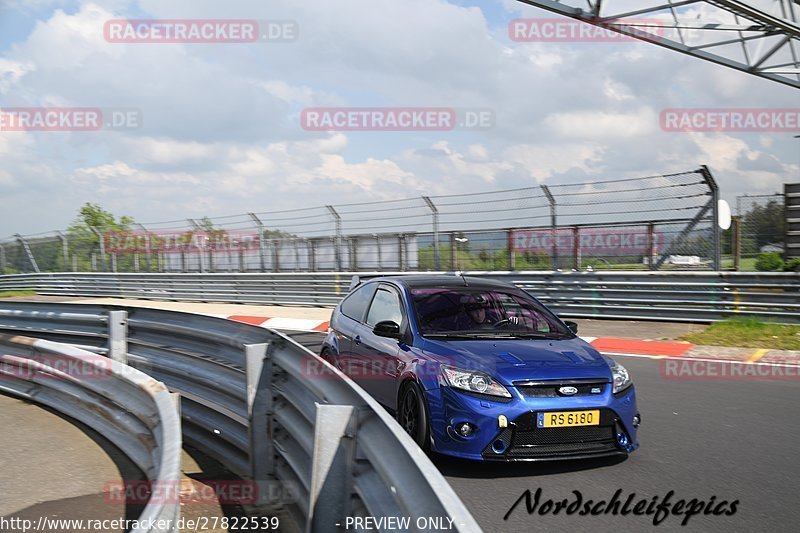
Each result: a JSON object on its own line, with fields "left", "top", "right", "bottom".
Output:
{"left": 334, "top": 282, "right": 377, "bottom": 374}
{"left": 353, "top": 284, "right": 406, "bottom": 407}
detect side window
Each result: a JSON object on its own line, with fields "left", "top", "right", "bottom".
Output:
{"left": 340, "top": 283, "right": 377, "bottom": 322}
{"left": 366, "top": 287, "right": 404, "bottom": 327}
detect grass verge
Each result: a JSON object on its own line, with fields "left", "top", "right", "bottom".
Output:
{"left": 0, "top": 290, "right": 37, "bottom": 298}
{"left": 680, "top": 317, "right": 800, "bottom": 350}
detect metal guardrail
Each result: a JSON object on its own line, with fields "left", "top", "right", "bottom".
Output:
{"left": 0, "top": 303, "right": 482, "bottom": 532}
{"left": 1, "top": 270, "right": 799, "bottom": 322}
{"left": 0, "top": 333, "right": 182, "bottom": 533}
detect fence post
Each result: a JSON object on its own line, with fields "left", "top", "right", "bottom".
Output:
{"left": 245, "top": 342, "right": 275, "bottom": 508}
{"left": 399, "top": 234, "right": 406, "bottom": 271}
{"left": 732, "top": 216, "right": 741, "bottom": 271}
{"left": 90, "top": 228, "right": 106, "bottom": 272}
{"left": 107, "top": 310, "right": 128, "bottom": 364}
{"left": 15, "top": 234, "right": 40, "bottom": 273}
{"left": 307, "top": 404, "right": 357, "bottom": 533}
{"left": 541, "top": 185, "right": 557, "bottom": 270}
{"left": 248, "top": 213, "right": 266, "bottom": 272}
{"left": 648, "top": 223, "right": 656, "bottom": 270}
{"left": 449, "top": 233, "right": 456, "bottom": 271}
{"left": 700, "top": 165, "right": 721, "bottom": 271}
{"left": 507, "top": 230, "right": 515, "bottom": 271}
{"left": 325, "top": 206, "right": 342, "bottom": 271}
{"left": 422, "top": 196, "right": 440, "bottom": 270}
{"left": 57, "top": 232, "right": 69, "bottom": 271}
{"left": 572, "top": 226, "right": 580, "bottom": 270}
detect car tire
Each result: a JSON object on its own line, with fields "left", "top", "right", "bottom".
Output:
{"left": 397, "top": 381, "right": 431, "bottom": 453}
{"left": 320, "top": 348, "right": 335, "bottom": 365}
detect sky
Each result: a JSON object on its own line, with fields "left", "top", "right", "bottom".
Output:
{"left": 0, "top": 0, "right": 798, "bottom": 237}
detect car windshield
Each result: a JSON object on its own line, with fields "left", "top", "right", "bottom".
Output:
{"left": 410, "top": 287, "right": 571, "bottom": 338}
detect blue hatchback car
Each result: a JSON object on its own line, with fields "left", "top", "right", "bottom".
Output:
{"left": 320, "top": 275, "right": 640, "bottom": 461}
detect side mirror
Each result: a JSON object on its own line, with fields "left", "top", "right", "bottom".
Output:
{"left": 373, "top": 320, "right": 402, "bottom": 339}
{"left": 564, "top": 320, "right": 578, "bottom": 334}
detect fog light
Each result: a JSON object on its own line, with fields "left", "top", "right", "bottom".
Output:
{"left": 617, "top": 432, "right": 629, "bottom": 447}
{"left": 492, "top": 439, "right": 507, "bottom": 454}
{"left": 456, "top": 423, "right": 474, "bottom": 437}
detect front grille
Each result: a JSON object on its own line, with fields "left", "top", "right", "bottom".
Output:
{"left": 513, "top": 426, "right": 614, "bottom": 446}
{"left": 481, "top": 409, "right": 624, "bottom": 460}
{"left": 515, "top": 380, "right": 607, "bottom": 398}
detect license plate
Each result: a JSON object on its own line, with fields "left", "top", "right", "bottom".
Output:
{"left": 537, "top": 410, "right": 600, "bottom": 428}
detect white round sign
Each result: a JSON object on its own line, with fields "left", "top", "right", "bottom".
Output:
{"left": 718, "top": 200, "right": 732, "bottom": 230}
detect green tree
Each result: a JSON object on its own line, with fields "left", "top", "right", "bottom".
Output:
{"left": 66, "top": 203, "right": 135, "bottom": 271}
{"left": 743, "top": 200, "right": 784, "bottom": 250}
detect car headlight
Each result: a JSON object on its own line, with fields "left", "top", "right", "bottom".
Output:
{"left": 611, "top": 361, "right": 632, "bottom": 394}
{"left": 440, "top": 365, "right": 511, "bottom": 398}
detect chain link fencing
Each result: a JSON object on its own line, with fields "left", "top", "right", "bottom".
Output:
{"left": 2, "top": 167, "right": 729, "bottom": 274}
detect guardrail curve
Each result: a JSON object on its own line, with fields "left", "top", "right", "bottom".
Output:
{"left": 0, "top": 333, "right": 182, "bottom": 533}
{"left": 0, "top": 303, "right": 482, "bottom": 532}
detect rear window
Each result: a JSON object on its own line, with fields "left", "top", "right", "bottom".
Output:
{"left": 340, "top": 282, "right": 377, "bottom": 322}
{"left": 410, "top": 287, "right": 568, "bottom": 336}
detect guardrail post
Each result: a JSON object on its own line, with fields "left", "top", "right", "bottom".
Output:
{"left": 307, "top": 404, "right": 357, "bottom": 533}
{"left": 107, "top": 310, "right": 128, "bottom": 364}
{"left": 245, "top": 342, "right": 275, "bottom": 505}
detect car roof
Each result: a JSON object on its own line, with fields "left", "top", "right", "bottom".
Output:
{"left": 365, "top": 275, "right": 517, "bottom": 290}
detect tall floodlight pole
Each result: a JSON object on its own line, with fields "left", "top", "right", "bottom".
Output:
{"left": 541, "top": 185, "right": 557, "bottom": 271}
{"left": 326, "top": 205, "right": 342, "bottom": 271}
{"left": 248, "top": 213, "right": 267, "bottom": 272}
{"left": 422, "top": 196, "right": 440, "bottom": 271}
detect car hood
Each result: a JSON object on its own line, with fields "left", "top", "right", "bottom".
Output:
{"left": 420, "top": 336, "right": 611, "bottom": 384}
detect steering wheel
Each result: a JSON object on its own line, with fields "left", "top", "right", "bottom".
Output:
{"left": 492, "top": 319, "right": 511, "bottom": 329}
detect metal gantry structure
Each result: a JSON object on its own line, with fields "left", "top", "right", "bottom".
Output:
{"left": 516, "top": 0, "right": 800, "bottom": 89}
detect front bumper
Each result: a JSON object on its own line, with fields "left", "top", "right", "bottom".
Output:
{"left": 425, "top": 382, "right": 639, "bottom": 461}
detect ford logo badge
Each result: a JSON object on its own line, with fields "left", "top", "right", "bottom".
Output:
{"left": 559, "top": 386, "right": 578, "bottom": 396}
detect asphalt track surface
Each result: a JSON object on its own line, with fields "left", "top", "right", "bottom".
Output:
{"left": 288, "top": 331, "right": 800, "bottom": 533}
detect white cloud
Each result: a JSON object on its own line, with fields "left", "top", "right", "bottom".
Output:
{"left": 0, "top": 0, "right": 797, "bottom": 235}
